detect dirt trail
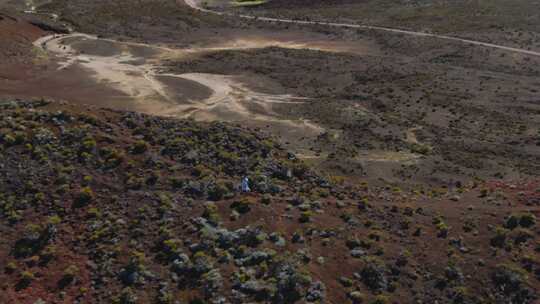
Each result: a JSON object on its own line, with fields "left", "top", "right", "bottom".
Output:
{"left": 183, "top": 0, "right": 540, "bottom": 57}
{"left": 33, "top": 33, "right": 324, "bottom": 138}
{"left": 34, "top": 34, "right": 170, "bottom": 105}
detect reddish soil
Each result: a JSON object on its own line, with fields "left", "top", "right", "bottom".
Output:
{"left": 0, "top": 1, "right": 539, "bottom": 303}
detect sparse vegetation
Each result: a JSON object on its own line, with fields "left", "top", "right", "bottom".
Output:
{"left": 2, "top": 0, "right": 540, "bottom": 298}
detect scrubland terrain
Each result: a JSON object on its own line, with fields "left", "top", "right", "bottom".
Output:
{"left": 0, "top": 0, "right": 539, "bottom": 303}
{"left": 229, "top": 0, "right": 540, "bottom": 50}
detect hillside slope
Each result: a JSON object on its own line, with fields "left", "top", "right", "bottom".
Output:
{"left": 0, "top": 100, "right": 538, "bottom": 304}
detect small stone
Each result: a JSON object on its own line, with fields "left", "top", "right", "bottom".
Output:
{"left": 230, "top": 210, "right": 240, "bottom": 221}
{"left": 348, "top": 291, "right": 366, "bottom": 303}
{"left": 450, "top": 195, "right": 461, "bottom": 202}
{"left": 350, "top": 249, "right": 366, "bottom": 258}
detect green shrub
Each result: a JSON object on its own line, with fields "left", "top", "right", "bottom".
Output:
{"left": 490, "top": 227, "right": 509, "bottom": 248}
{"left": 75, "top": 187, "right": 94, "bottom": 206}
{"left": 20, "top": 270, "right": 35, "bottom": 283}
{"left": 479, "top": 188, "right": 489, "bottom": 197}
{"left": 208, "top": 182, "right": 228, "bottom": 201}
{"left": 519, "top": 213, "right": 536, "bottom": 228}
{"left": 509, "top": 228, "right": 534, "bottom": 245}
{"left": 40, "top": 245, "right": 56, "bottom": 263}
{"left": 100, "top": 147, "right": 124, "bottom": 167}
{"left": 5, "top": 262, "right": 17, "bottom": 273}
{"left": 48, "top": 215, "right": 62, "bottom": 225}
{"left": 193, "top": 164, "right": 212, "bottom": 177}
{"left": 62, "top": 265, "right": 79, "bottom": 285}
{"left": 358, "top": 198, "right": 369, "bottom": 210}
{"left": 230, "top": 199, "right": 251, "bottom": 214}
{"left": 436, "top": 221, "right": 449, "bottom": 238}
{"left": 371, "top": 295, "right": 390, "bottom": 304}
{"left": 339, "top": 276, "right": 353, "bottom": 287}
{"left": 2, "top": 134, "right": 16, "bottom": 146}
{"left": 261, "top": 194, "right": 272, "bottom": 205}
{"left": 299, "top": 211, "right": 313, "bottom": 223}
{"left": 87, "top": 207, "right": 101, "bottom": 218}
{"left": 2, "top": 131, "right": 27, "bottom": 146}
{"left": 504, "top": 215, "right": 519, "bottom": 229}
{"left": 145, "top": 171, "right": 159, "bottom": 186}
{"left": 162, "top": 239, "right": 182, "bottom": 253}
{"left": 292, "top": 163, "right": 309, "bottom": 178}
{"left": 132, "top": 140, "right": 148, "bottom": 154}
{"left": 348, "top": 291, "right": 366, "bottom": 303}
{"left": 504, "top": 213, "right": 535, "bottom": 230}
{"left": 82, "top": 175, "right": 93, "bottom": 185}
{"left": 169, "top": 177, "right": 184, "bottom": 189}
{"left": 126, "top": 176, "right": 143, "bottom": 190}
{"left": 81, "top": 137, "right": 97, "bottom": 152}
{"left": 203, "top": 203, "right": 220, "bottom": 224}
{"left": 218, "top": 150, "right": 239, "bottom": 163}
{"left": 410, "top": 143, "right": 431, "bottom": 155}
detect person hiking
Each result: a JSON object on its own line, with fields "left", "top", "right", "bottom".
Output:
{"left": 241, "top": 176, "right": 251, "bottom": 193}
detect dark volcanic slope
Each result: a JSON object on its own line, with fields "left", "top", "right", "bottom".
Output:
{"left": 0, "top": 100, "right": 539, "bottom": 304}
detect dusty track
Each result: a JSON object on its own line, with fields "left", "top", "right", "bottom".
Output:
{"left": 183, "top": 0, "right": 540, "bottom": 57}
{"left": 32, "top": 33, "right": 324, "bottom": 139}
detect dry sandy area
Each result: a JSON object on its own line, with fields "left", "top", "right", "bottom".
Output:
{"left": 6, "top": 30, "right": 363, "bottom": 152}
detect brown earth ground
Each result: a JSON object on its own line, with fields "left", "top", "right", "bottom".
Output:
{"left": 0, "top": 0, "right": 539, "bottom": 303}
{"left": 0, "top": 100, "right": 538, "bottom": 304}
{"left": 2, "top": 0, "right": 539, "bottom": 186}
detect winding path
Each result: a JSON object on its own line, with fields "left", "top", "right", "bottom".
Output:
{"left": 32, "top": 32, "right": 321, "bottom": 137}
{"left": 183, "top": 0, "right": 540, "bottom": 57}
